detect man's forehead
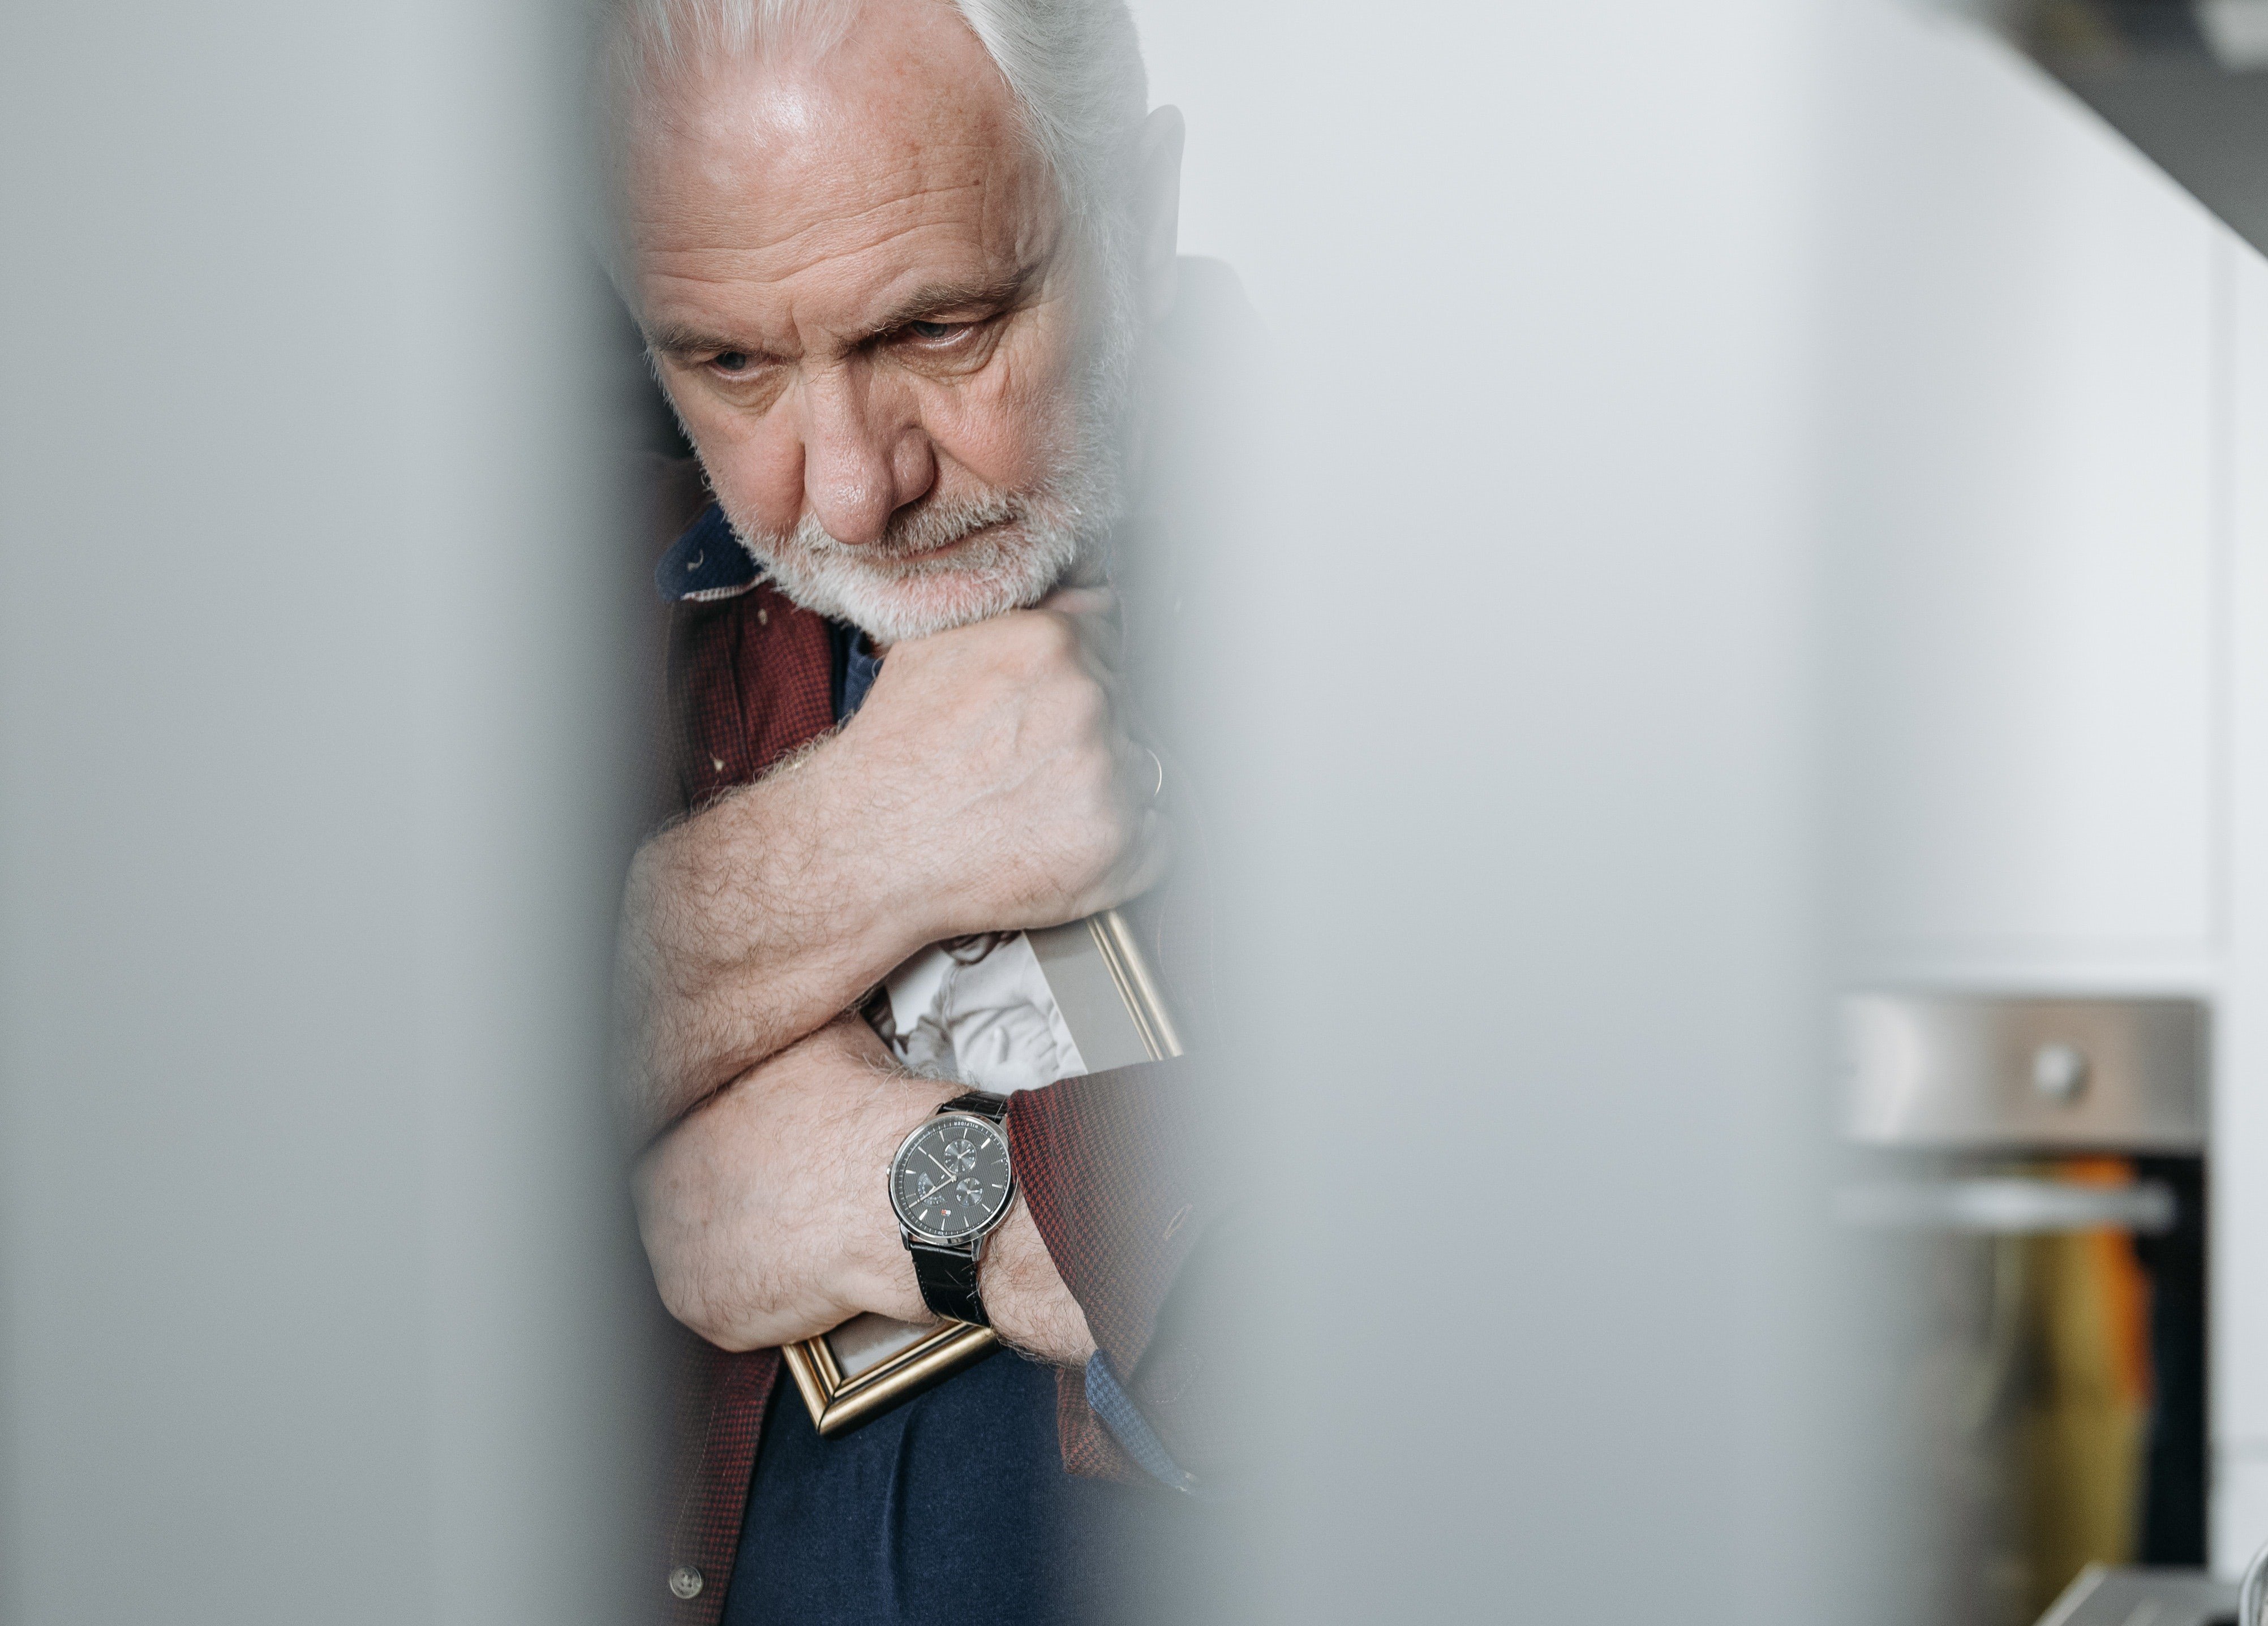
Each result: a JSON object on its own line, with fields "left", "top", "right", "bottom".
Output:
{"left": 626, "top": 1, "right": 1058, "bottom": 334}
{"left": 638, "top": 126, "right": 1031, "bottom": 282}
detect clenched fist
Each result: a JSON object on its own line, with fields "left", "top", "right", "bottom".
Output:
{"left": 820, "top": 586, "right": 1171, "bottom": 947}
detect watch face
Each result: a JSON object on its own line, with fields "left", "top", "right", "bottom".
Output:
{"left": 891, "top": 1112, "right": 1014, "bottom": 1242}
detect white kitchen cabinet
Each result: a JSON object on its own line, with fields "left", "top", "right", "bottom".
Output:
{"left": 1821, "top": 2, "right": 2220, "bottom": 980}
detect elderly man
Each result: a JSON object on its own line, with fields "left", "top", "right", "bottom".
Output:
{"left": 602, "top": 0, "right": 1240, "bottom": 1620}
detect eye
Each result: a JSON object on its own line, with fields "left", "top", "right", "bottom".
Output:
{"left": 907, "top": 320, "right": 961, "bottom": 342}
{"left": 710, "top": 351, "right": 751, "bottom": 373}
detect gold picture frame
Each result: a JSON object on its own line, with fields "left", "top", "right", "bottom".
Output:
{"left": 780, "top": 1313, "right": 998, "bottom": 1438}
{"left": 781, "top": 905, "right": 1182, "bottom": 1436}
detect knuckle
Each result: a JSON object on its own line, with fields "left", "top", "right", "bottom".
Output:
{"left": 1089, "top": 802, "right": 1137, "bottom": 862}
{"left": 1025, "top": 612, "right": 1081, "bottom": 668}
{"left": 1065, "top": 678, "right": 1109, "bottom": 733}
{"left": 1068, "top": 744, "right": 1118, "bottom": 807}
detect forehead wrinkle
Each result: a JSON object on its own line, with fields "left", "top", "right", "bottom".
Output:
{"left": 645, "top": 187, "right": 1025, "bottom": 310}
{"left": 736, "top": 142, "right": 1054, "bottom": 295}
{"left": 642, "top": 216, "right": 1044, "bottom": 358}
{"left": 638, "top": 143, "right": 1056, "bottom": 343}
{"left": 643, "top": 122, "right": 1027, "bottom": 252}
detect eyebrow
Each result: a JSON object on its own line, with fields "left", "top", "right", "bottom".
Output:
{"left": 645, "top": 321, "right": 769, "bottom": 362}
{"left": 870, "top": 266, "right": 1036, "bottom": 332}
{"left": 642, "top": 265, "right": 1039, "bottom": 362}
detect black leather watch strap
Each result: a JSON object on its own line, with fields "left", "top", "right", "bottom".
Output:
{"left": 908, "top": 1241, "right": 990, "bottom": 1327}
{"left": 940, "top": 1089, "right": 1009, "bottom": 1123}
{"left": 902, "top": 1091, "right": 1011, "bottom": 1326}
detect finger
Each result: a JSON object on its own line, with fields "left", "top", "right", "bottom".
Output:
{"left": 1040, "top": 587, "right": 1124, "bottom": 667}
{"left": 1035, "top": 616, "right": 1125, "bottom": 692}
{"left": 1060, "top": 805, "right": 1174, "bottom": 924}
{"left": 1104, "top": 806, "right": 1176, "bottom": 909}
{"left": 1040, "top": 582, "right": 1111, "bottom": 610}
{"left": 1076, "top": 628, "right": 1127, "bottom": 694}
{"left": 1115, "top": 711, "right": 1178, "bottom": 789}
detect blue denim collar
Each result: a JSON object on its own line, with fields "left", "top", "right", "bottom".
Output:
{"left": 653, "top": 502, "right": 760, "bottom": 604}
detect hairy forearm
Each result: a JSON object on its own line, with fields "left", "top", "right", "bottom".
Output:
{"left": 615, "top": 743, "right": 922, "bottom": 1142}
{"left": 617, "top": 601, "right": 1173, "bottom": 1146}
{"left": 634, "top": 1021, "right": 1096, "bottom": 1366}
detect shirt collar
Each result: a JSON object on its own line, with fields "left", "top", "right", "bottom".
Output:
{"left": 836, "top": 626, "right": 883, "bottom": 722}
{"left": 654, "top": 502, "right": 762, "bottom": 603}
{"left": 662, "top": 502, "right": 884, "bottom": 722}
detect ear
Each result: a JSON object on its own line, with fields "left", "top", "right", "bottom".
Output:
{"left": 1132, "top": 105, "right": 1185, "bottom": 325}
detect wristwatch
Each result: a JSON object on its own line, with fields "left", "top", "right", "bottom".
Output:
{"left": 888, "top": 1090, "right": 1017, "bottom": 1327}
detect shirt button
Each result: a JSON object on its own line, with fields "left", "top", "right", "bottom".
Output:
{"left": 668, "top": 1565, "right": 705, "bottom": 1601}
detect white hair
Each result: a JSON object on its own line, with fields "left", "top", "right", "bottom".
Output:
{"left": 596, "top": 0, "right": 1149, "bottom": 242}
{"left": 592, "top": 0, "right": 1153, "bottom": 642}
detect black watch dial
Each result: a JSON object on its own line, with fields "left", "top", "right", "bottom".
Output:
{"left": 892, "top": 1112, "right": 1013, "bottom": 1242}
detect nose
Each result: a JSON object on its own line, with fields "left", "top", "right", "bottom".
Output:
{"left": 797, "top": 363, "right": 935, "bottom": 545}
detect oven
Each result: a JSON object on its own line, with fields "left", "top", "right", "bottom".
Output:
{"left": 1840, "top": 995, "right": 2209, "bottom": 1626}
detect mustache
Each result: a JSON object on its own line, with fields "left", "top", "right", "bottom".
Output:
{"left": 755, "top": 490, "right": 1026, "bottom": 562}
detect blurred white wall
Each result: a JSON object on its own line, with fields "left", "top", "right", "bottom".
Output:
{"left": 0, "top": 5, "right": 650, "bottom": 1623}
{"left": 1130, "top": 0, "right": 1846, "bottom": 1619}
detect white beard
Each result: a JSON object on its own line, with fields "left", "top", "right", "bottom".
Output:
{"left": 718, "top": 260, "right": 1140, "bottom": 644}
{"left": 724, "top": 465, "right": 1098, "bottom": 646}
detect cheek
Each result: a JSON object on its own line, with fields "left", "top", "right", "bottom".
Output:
{"left": 922, "top": 327, "right": 1081, "bottom": 493}
{"left": 669, "top": 386, "right": 807, "bottom": 535}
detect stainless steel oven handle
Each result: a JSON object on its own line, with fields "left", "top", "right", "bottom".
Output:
{"left": 1833, "top": 1176, "right": 2177, "bottom": 1234}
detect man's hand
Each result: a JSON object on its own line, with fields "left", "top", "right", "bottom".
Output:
{"left": 615, "top": 589, "right": 1168, "bottom": 1142}
{"left": 831, "top": 586, "right": 1170, "bottom": 944}
{"left": 634, "top": 1012, "right": 1098, "bottom": 1366}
